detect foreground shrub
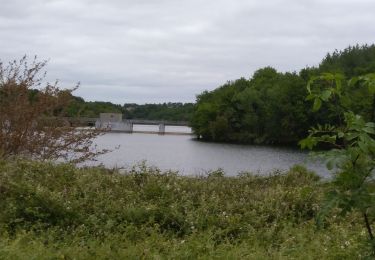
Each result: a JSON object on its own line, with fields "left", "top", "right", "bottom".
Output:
{"left": 0, "top": 56, "right": 104, "bottom": 163}
{"left": 0, "top": 159, "right": 373, "bottom": 259}
{"left": 301, "top": 73, "right": 375, "bottom": 255}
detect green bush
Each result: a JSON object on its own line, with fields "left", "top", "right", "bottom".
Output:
{"left": 0, "top": 159, "right": 373, "bottom": 259}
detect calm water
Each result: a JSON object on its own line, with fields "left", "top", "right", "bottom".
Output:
{"left": 87, "top": 125, "right": 328, "bottom": 177}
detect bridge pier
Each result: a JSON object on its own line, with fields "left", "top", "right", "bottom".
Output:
{"left": 158, "top": 123, "right": 165, "bottom": 135}
{"left": 123, "top": 122, "right": 133, "bottom": 133}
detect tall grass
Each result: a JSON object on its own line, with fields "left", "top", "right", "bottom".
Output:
{"left": 0, "top": 160, "right": 372, "bottom": 259}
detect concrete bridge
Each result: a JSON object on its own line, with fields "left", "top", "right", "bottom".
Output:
{"left": 95, "top": 119, "right": 190, "bottom": 135}
{"left": 63, "top": 116, "right": 190, "bottom": 135}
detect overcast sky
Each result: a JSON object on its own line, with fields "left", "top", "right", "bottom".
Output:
{"left": 0, "top": 0, "right": 374, "bottom": 104}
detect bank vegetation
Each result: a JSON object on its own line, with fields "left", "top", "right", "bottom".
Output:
{"left": 0, "top": 160, "right": 374, "bottom": 259}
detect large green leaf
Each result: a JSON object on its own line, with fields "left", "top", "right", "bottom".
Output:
{"left": 320, "top": 90, "right": 332, "bottom": 101}
{"left": 312, "top": 98, "right": 322, "bottom": 111}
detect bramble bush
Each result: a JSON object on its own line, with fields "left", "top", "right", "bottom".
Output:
{"left": 0, "top": 159, "right": 373, "bottom": 259}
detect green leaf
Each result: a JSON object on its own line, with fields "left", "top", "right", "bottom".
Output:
{"left": 348, "top": 76, "right": 359, "bottom": 87}
{"left": 358, "top": 141, "right": 368, "bottom": 153}
{"left": 320, "top": 90, "right": 331, "bottom": 101}
{"left": 363, "top": 127, "right": 375, "bottom": 135}
{"left": 306, "top": 93, "right": 315, "bottom": 101}
{"left": 312, "top": 98, "right": 322, "bottom": 111}
{"left": 346, "top": 132, "right": 360, "bottom": 141}
{"left": 334, "top": 75, "right": 343, "bottom": 93}
{"left": 321, "top": 73, "right": 335, "bottom": 81}
{"left": 306, "top": 78, "right": 315, "bottom": 93}
{"left": 299, "top": 137, "right": 317, "bottom": 150}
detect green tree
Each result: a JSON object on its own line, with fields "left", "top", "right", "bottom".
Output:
{"left": 300, "top": 73, "right": 375, "bottom": 254}
{"left": 191, "top": 44, "right": 375, "bottom": 145}
{"left": 191, "top": 68, "right": 310, "bottom": 144}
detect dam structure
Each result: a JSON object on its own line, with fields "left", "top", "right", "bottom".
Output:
{"left": 94, "top": 113, "right": 191, "bottom": 135}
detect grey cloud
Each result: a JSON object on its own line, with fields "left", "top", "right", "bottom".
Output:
{"left": 0, "top": 0, "right": 374, "bottom": 103}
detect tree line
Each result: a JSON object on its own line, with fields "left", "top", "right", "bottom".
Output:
{"left": 191, "top": 44, "right": 375, "bottom": 145}
{"left": 65, "top": 98, "right": 194, "bottom": 121}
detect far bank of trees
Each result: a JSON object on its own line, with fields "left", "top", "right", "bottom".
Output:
{"left": 191, "top": 44, "right": 375, "bottom": 145}
{"left": 123, "top": 103, "right": 194, "bottom": 121}
{"left": 65, "top": 98, "right": 194, "bottom": 122}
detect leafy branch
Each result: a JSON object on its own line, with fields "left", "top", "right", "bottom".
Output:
{"left": 300, "top": 73, "right": 375, "bottom": 254}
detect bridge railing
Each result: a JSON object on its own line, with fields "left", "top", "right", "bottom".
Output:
{"left": 63, "top": 117, "right": 188, "bottom": 126}
{"left": 127, "top": 119, "right": 189, "bottom": 126}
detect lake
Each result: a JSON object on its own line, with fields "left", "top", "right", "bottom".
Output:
{"left": 87, "top": 125, "right": 328, "bottom": 177}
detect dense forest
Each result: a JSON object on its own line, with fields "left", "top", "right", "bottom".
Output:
{"left": 123, "top": 103, "right": 194, "bottom": 121}
{"left": 191, "top": 44, "right": 375, "bottom": 145}
{"left": 65, "top": 98, "right": 194, "bottom": 121}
